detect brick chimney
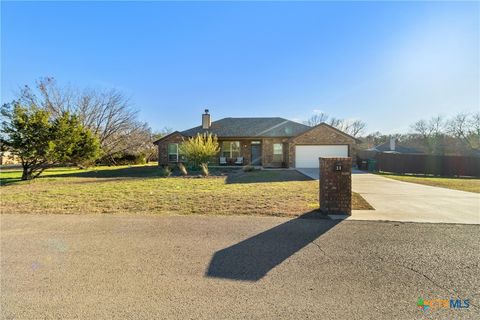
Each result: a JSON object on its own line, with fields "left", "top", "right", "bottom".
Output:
{"left": 390, "top": 137, "right": 395, "bottom": 151}
{"left": 202, "top": 109, "right": 211, "bottom": 129}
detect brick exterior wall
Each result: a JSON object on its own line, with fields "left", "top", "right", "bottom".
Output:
{"left": 262, "top": 138, "right": 289, "bottom": 168}
{"left": 156, "top": 132, "right": 186, "bottom": 166}
{"left": 288, "top": 124, "right": 357, "bottom": 167}
{"left": 319, "top": 157, "right": 352, "bottom": 215}
{"left": 157, "top": 136, "right": 255, "bottom": 166}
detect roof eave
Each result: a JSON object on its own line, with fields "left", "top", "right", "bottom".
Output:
{"left": 152, "top": 131, "right": 184, "bottom": 145}
{"left": 287, "top": 122, "right": 360, "bottom": 143}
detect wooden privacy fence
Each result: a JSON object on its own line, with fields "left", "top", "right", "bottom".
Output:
{"left": 358, "top": 152, "right": 480, "bottom": 177}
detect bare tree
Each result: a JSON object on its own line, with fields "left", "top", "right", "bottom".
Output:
{"left": 19, "top": 77, "right": 76, "bottom": 116}
{"left": 447, "top": 113, "right": 468, "bottom": 139}
{"left": 76, "top": 88, "right": 141, "bottom": 159}
{"left": 326, "top": 118, "right": 366, "bottom": 137}
{"left": 410, "top": 115, "right": 448, "bottom": 154}
{"left": 348, "top": 120, "right": 367, "bottom": 137}
{"left": 411, "top": 119, "right": 429, "bottom": 138}
{"left": 328, "top": 117, "right": 344, "bottom": 130}
{"left": 428, "top": 115, "right": 445, "bottom": 136}
{"left": 303, "top": 112, "right": 329, "bottom": 126}
{"left": 361, "top": 113, "right": 479, "bottom": 156}
{"left": 303, "top": 112, "right": 366, "bottom": 137}
{"left": 471, "top": 112, "right": 480, "bottom": 136}
{"left": 447, "top": 112, "right": 480, "bottom": 150}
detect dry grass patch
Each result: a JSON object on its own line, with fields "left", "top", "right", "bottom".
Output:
{"left": 378, "top": 173, "right": 480, "bottom": 193}
{"left": 1, "top": 165, "right": 372, "bottom": 216}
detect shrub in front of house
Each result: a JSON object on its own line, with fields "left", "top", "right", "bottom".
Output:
{"left": 200, "top": 163, "right": 209, "bottom": 177}
{"left": 242, "top": 165, "right": 256, "bottom": 172}
{"left": 178, "top": 162, "right": 188, "bottom": 176}
{"left": 100, "top": 152, "right": 146, "bottom": 165}
{"left": 160, "top": 166, "right": 172, "bottom": 177}
{"left": 179, "top": 133, "right": 219, "bottom": 170}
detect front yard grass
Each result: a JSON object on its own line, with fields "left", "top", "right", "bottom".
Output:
{"left": 378, "top": 173, "right": 480, "bottom": 193}
{"left": 1, "top": 165, "right": 372, "bottom": 216}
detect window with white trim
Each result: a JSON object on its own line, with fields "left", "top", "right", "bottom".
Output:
{"left": 168, "top": 143, "right": 179, "bottom": 162}
{"left": 221, "top": 141, "right": 240, "bottom": 158}
{"left": 273, "top": 143, "right": 283, "bottom": 162}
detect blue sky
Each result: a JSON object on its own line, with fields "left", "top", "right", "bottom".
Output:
{"left": 1, "top": 1, "right": 479, "bottom": 133}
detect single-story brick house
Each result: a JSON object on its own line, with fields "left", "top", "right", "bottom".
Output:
{"left": 154, "top": 110, "right": 358, "bottom": 168}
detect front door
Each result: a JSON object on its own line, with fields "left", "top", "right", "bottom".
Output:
{"left": 251, "top": 142, "right": 262, "bottom": 165}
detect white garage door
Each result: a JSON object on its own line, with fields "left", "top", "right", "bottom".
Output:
{"left": 295, "top": 145, "right": 348, "bottom": 168}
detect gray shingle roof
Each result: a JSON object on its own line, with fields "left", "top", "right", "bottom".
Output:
{"left": 370, "top": 141, "right": 422, "bottom": 154}
{"left": 180, "top": 117, "right": 310, "bottom": 138}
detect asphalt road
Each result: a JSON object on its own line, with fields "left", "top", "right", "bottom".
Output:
{"left": 1, "top": 214, "right": 479, "bottom": 319}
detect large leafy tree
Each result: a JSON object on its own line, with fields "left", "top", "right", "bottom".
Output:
{"left": 179, "top": 133, "right": 219, "bottom": 169}
{"left": 1, "top": 102, "right": 100, "bottom": 180}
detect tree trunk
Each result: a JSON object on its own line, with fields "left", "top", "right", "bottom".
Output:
{"left": 21, "top": 166, "right": 31, "bottom": 180}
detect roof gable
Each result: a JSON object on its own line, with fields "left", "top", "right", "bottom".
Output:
{"left": 371, "top": 141, "right": 421, "bottom": 154}
{"left": 289, "top": 122, "right": 358, "bottom": 143}
{"left": 152, "top": 131, "right": 185, "bottom": 145}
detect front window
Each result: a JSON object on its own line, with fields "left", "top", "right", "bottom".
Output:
{"left": 273, "top": 143, "right": 283, "bottom": 162}
{"left": 168, "top": 143, "right": 178, "bottom": 162}
{"left": 222, "top": 141, "right": 240, "bottom": 158}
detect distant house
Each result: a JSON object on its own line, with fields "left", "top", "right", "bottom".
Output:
{"left": 153, "top": 110, "right": 358, "bottom": 168}
{"left": 357, "top": 137, "right": 422, "bottom": 167}
{"left": 368, "top": 138, "right": 422, "bottom": 154}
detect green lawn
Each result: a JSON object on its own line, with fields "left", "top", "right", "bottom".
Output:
{"left": 0, "top": 165, "right": 372, "bottom": 216}
{"left": 378, "top": 173, "right": 480, "bottom": 193}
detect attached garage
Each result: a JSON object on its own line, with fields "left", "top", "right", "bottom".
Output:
{"left": 295, "top": 145, "right": 349, "bottom": 168}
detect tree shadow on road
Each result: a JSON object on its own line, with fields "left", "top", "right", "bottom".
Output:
{"left": 205, "top": 211, "right": 341, "bottom": 281}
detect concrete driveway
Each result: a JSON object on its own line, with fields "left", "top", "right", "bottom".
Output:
{"left": 1, "top": 214, "right": 479, "bottom": 319}
{"left": 296, "top": 168, "right": 480, "bottom": 224}
{"left": 350, "top": 172, "right": 479, "bottom": 224}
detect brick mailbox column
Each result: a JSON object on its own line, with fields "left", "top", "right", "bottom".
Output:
{"left": 319, "top": 157, "right": 352, "bottom": 215}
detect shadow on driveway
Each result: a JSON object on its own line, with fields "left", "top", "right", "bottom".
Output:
{"left": 205, "top": 211, "right": 341, "bottom": 281}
